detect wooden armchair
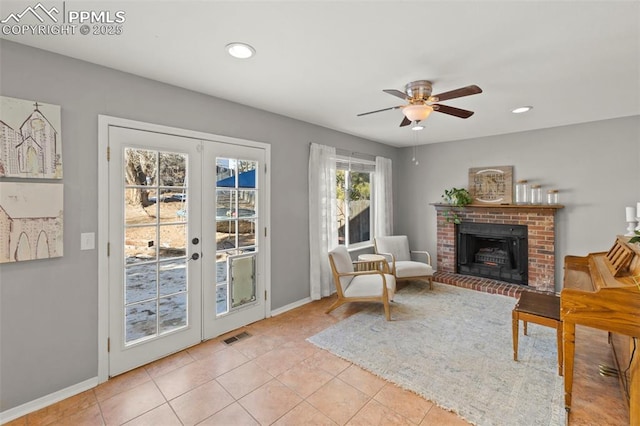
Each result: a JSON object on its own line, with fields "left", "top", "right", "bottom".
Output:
{"left": 374, "top": 235, "right": 434, "bottom": 289}
{"left": 326, "top": 246, "right": 396, "bottom": 320}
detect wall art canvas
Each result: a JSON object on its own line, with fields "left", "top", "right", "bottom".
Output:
{"left": 0, "top": 96, "right": 63, "bottom": 179}
{"left": 0, "top": 182, "right": 63, "bottom": 263}
{"left": 468, "top": 166, "right": 513, "bottom": 204}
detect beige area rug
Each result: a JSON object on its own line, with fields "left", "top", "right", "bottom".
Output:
{"left": 308, "top": 283, "right": 565, "bottom": 426}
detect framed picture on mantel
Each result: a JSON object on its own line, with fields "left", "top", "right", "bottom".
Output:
{"left": 468, "top": 166, "right": 513, "bottom": 204}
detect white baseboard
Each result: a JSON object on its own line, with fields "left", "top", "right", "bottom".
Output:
{"left": 270, "top": 297, "right": 312, "bottom": 317}
{"left": 0, "top": 376, "right": 98, "bottom": 424}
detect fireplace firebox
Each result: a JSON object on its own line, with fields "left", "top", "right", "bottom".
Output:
{"left": 456, "top": 222, "right": 528, "bottom": 285}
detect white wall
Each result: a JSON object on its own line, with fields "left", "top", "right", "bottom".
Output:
{"left": 395, "top": 116, "right": 640, "bottom": 287}
{"left": 0, "top": 40, "right": 397, "bottom": 413}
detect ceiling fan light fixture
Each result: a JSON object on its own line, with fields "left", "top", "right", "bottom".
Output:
{"left": 402, "top": 104, "right": 434, "bottom": 122}
{"left": 411, "top": 124, "right": 425, "bottom": 131}
{"left": 512, "top": 106, "right": 533, "bottom": 114}
{"left": 226, "top": 42, "right": 256, "bottom": 59}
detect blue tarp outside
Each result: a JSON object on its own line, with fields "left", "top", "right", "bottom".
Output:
{"left": 216, "top": 169, "right": 256, "bottom": 188}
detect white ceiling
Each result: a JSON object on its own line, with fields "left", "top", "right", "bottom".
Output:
{"left": 1, "top": 1, "right": 639, "bottom": 147}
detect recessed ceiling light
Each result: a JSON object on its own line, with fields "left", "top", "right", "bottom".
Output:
{"left": 512, "top": 106, "right": 533, "bottom": 114}
{"left": 226, "top": 42, "right": 255, "bottom": 59}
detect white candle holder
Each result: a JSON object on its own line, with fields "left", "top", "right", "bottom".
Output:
{"left": 626, "top": 220, "right": 638, "bottom": 236}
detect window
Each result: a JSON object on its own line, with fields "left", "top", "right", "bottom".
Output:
{"left": 336, "top": 156, "right": 375, "bottom": 247}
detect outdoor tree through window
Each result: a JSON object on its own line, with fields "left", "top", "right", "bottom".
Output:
{"left": 336, "top": 159, "right": 373, "bottom": 246}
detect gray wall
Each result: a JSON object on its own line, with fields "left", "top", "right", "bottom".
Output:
{"left": 2, "top": 38, "right": 639, "bottom": 414}
{"left": 396, "top": 116, "right": 640, "bottom": 287}
{"left": 0, "top": 40, "right": 397, "bottom": 412}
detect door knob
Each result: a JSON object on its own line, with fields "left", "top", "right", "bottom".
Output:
{"left": 191, "top": 253, "right": 200, "bottom": 260}
{"left": 192, "top": 237, "right": 200, "bottom": 245}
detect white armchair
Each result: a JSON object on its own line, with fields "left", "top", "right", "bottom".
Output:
{"left": 327, "top": 246, "right": 396, "bottom": 320}
{"left": 374, "top": 235, "right": 434, "bottom": 289}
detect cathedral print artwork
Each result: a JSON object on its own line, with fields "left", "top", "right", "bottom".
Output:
{"left": 0, "top": 96, "right": 63, "bottom": 179}
{"left": 0, "top": 96, "right": 64, "bottom": 263}
{"left": 0, "top": 182, "right": 64, "bottom": 263}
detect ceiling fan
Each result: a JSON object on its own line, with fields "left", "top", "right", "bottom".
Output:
{"left": 357, "top": 80, "right": 482, "bottom": 127}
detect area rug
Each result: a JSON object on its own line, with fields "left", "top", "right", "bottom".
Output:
{"left": 308, "top": 283, "right": 565, "bottom": 426}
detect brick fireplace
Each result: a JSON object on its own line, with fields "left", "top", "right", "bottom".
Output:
{"left": 434, "top": 204, "right": 563, "bottom": 296}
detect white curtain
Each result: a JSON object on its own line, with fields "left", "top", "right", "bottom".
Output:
{"left": 309, "top": 143, "right": 338, "bottom": 300}
{"left": 374, "top": 156, "right": 393, "bottom": 237}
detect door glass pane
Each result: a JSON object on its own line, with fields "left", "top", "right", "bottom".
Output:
{"left": 159, "top": 294, "right": 187, "bottom": 334}
{"left": 237, "top": 160, "right": 257, "bottom": 188}
{"left": 125, "top": 226, "right": 157, "bottom": 264}
{"left": 126, "top": 263, "right": 157, "bottom": 304}
{"left": 159, "top": 224, "right": 186, "bottom": 259}
{"left": 125, "top": 189, "right": 158, "bottom": 226}
{"left": 238, "top": 190, "right": 256, "bottom": 217}
{"left": 159, "top": 190, "right": 187, "bottom": 223}
{"left": 159, "top": 152, "right": 186, "bottom": 186}
{"left": 126, "top": 300, "right": 157, "bottom": 343}
{"left": 124, "top": 148, "right": 158, "bottom": 209}
{"left": 238, "top": 220, "right": 256, "bottom": 249}
{"left": 159, "top": 260, "right": 187, "bottom": 296}
{"left": 216, "top": 158, "right": 235, "bottom": 187}
{"left": 216, "top": 189, "right": 235, "bottom": 218}
{"left": 123, "top": 147, "right": 190, "bottom": 345}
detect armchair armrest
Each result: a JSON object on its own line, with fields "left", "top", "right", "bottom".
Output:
{"left": 376, "top": 252, "right": 396, "bottom": 275}
{"left": 410, "top": 250, "right": 431, "bottom": 266}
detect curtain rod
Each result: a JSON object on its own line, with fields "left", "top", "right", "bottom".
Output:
{"left": 309, "top": 142, "right": 376, "bottom": 162}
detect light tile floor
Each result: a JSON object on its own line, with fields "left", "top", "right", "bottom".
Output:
{"left": 7, "top": 283, "right": 628, "bottom": 425}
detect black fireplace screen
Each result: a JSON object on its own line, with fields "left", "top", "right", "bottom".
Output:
{"left": 456, "top": 222, "right": 528, "bottom": 285}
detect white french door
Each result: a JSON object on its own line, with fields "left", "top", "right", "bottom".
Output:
{"left": 105, "top": 123, "right": 268, "bottom": 377}
{"left": 202, "top": 143, "right": 266, "bottom": 339}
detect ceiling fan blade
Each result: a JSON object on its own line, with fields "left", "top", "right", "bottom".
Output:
{"left": 357, "top": 105, "right": 403, "bottom": 116}
{"left": 432, "top": 85, "right": 482, "bottom": 102}
{"left": 383, "top": 89, "right": 409, "bottom": 100}
{"left": 399, "top": 116, "right": 412, "bottom": 127}
{"left": 433, "top": 104, "right": 475, "bottom": 119}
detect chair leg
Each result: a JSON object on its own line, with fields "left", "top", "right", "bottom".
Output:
{"left": 383, "top": 299, "right": 391, "bottom": 321}
{"left": 429, "top": 276, "right": 433, "bottom": 290}
{"left": 325, "top": 299, "right": 344, "bottom": 314}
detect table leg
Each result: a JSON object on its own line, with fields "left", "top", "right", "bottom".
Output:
{"left": 563, "top": 321, "right": 576, "bottom": 411}
{"left": 556, "top": 322, "right": 563, "bottom": 376}
{"left": 512, "top": 310, "right": 519, "bottom": 361}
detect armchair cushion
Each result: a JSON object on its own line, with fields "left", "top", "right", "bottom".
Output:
{"left": 394, "top": 261, "right": 433, "bottom": 279}
{"left": 344, "top": 273, "right": 396, "bottom": 300}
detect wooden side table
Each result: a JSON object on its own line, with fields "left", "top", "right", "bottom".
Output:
{"left": 512, "top": 290, "right": 563, "bottom": 376}
{"left": 357, "top": 254, "right": 389, "bottom": 273}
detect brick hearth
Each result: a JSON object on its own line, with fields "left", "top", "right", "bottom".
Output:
{"left": 434, "top": 204, "right": 563, "bottom": 292}
{"left": 434, "top": 271, "right": 525, "bottom": 298}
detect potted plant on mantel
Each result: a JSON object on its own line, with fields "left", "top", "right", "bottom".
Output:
{"left": 441, "top": 187, "right": 473, "bottom": 224}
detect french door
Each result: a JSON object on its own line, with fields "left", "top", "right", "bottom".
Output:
{"left": 202, "top": 143, "right": 266, "bottom": 339}
{"left": 106, "top": 124, "right": 268, "bottom": 377}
